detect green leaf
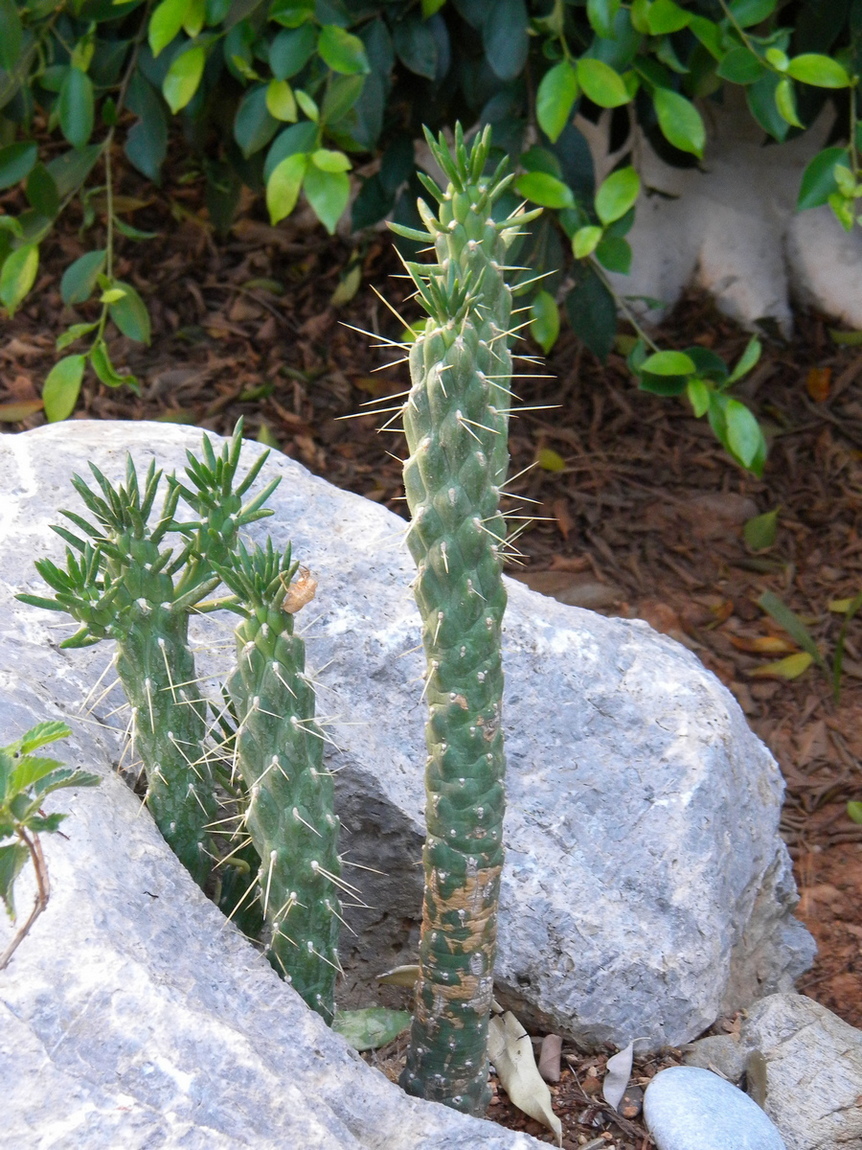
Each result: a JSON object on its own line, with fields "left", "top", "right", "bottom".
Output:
{"left": 57, "top": 322, "right": 99, "bottom": 351}
{"left": 266, "top": 152, "right": 308, "bottom": 224}
{"left": 125, "top": 73, "right": 169, "bottom": 182}
{"left": 530, "top": 290, "right": 559, "bottom": 354}
{"left": 392, "top": 14, "right": 437, "bottom": 80}
{"left": 484, "top": 0, "right": 529, "bottom": 82}
{"left": 514, "top": 171, "right": 575, "bottom": 210}
{"left": 43, "top": 354, "right": 86, "bottom": 422}
{"left": 797, "top": 146, "right": 849, "bottom": 210}
{"left": 573, "top": 225, "right": 602, "bottom": 258}
{"left": 536, "top": 447, "right": 566, "bottom": 472}
{"left": 765, "top": 47, "right": 789, "bottom": 72}
{"left": 587, "top": 0, "right": 620, "bottom": 38}
{"left": 646, "top": 0, "right": 691, "bottom": 34}
{"left": 786, "top": 54, "right": 850, "bottom": 89}
{"left": 595, "top": 166, "right": 640, "bottom": 226}
{"left": 303, "top": 165, "right": 350, "bottom": 234}
{"left": 728, "top": 335, "right": 761, "bottom": 382}
{"left": 577, "top": 58, "right": 631, "bottom": 108}
{"left": 163, "top": 44, "right": 207, "bottom": 113}
{"left": 317, "top": 24, "right": 369, "bottom": 75}
{"left": 25, "top": 165, "right": 60, "bottom": 219}
{"left": 828, "top": 328, "right": 862, "bottom": 346}
{"left": 15, "top": 722, "right": 71, "bottom": 755}
{"left": 89, "top": 341, "right": 138, "bottom": 389}
{"left": 311, "top": 148, "right": 351, "bottom": 173}
{"left": 746, "top": 72, "right": 789, "bottom": 141}
{"left": 269, "top": 24, "right": 317, "bottom": 79}
{"left": 653, "top": 88, "right": 705, "bottom": 157}
{"left": 848, "top": 801, "right": 862, "bottom": 825}
{"left": 333, "top": 1008, "right": 411, "bottom": 1051}
{"left": 269, "top": 0, "right": 314, "bottom": 26}
{"left": 0, "top": 142, "right": 38, "bottom": 192}
{"left": 775, "top": 77, "right": 804, "bottom": 129}
{"left": 234, "top": 86, "right": 280, "bottom": 158}
{"left": 744, "top": 508, "right": 778, "bottom": 551}
{"left": 0, "top": 0, "right": 23, "bottom": 73}
{"left": 687, "top": 377, "right": 710, "bottom": 417}
{"left": 641, "top": 350, "right": 696, "bottom": 375}
{"left": 716, "top": 46, "right": 767, "bottom": 85}
{"left": 725, "top": 397, "right": 762, "bottom": 467}
{"left": 749, "top": 650, "right": 813, "bottom": 681}
{"left": 320, "top": 73, "right": 365, "bottom": 125}
{"left": 266, "top": 79, "right": 297, "bottom": 122}
{"left": 0, "top": 843, "right": 29, "bottom": 921}
{"left": 108, "top": 281, "right": 151, "bottom": 343}
{"left": 565, "top": 264, "right": 617, "bottom": 362}
{"left": 595, "top": 235, "right": 631, "bottom": 273}
{"left": 149, "top": 0, "right": 190, "bottom": 56}
{"left": 295, "top": 89, "right": 319, "bottom": 121}
{"left": 58, "top": 68, "right": 95, "bottom": 149}
{"left": 60, "top": 249, "right": 107, "bottom": 306}
{"left": 0, "top": 244, "right": 39, "bottom": 316}
{"left": 537, "top": 61, "right": 579, "bottom": 144}
{"left": 728, "top": 0, "right": 776, "bottom": 27}
{"left": 757, "top": 590, "right": 825, "bottom": 668}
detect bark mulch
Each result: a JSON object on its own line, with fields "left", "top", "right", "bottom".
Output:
{"left": 2, "top": 171, "right": 861, "bottom": 1147}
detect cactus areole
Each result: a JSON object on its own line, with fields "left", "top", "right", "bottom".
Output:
{"left": 392, "top": 126, "right": 539, "bottom": 1115}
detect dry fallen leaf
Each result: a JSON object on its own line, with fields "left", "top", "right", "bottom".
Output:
{"left": 488, "top": 1010, "right": 562, "bottom": 1145}
{"left": 602, "top": 1040, "right": 634, "bottom": 1112}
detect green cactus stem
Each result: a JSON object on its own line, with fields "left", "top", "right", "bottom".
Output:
{"left": 217, "top": 540, "right": 342, "bottom": 1022}
{"left": 389, "top": 125, "right": 540, "bottom": 1115}
{"left": 17, "top": 424, "right": 279, "bottom": 890}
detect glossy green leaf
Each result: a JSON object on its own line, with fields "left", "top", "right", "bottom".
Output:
{"left": 595, "top": 166, "right": 640, "bottom": 225}
{"left": 765, "top": 47, "right": 789, "bottom": 71}
{"left": 744, "top": 508, "right": 778, "bottom": 551}
{"left": 530, "top": 290, "right": 560, "bottom": 354}
{"left": 266, "top": 79, "right": 297, "bottom": 122}
{"left": 587, "top": 0, "right": 620, "bottom": 38}
{"left": 565, "top": 264, "right": 617, "bottom": 362}
{"left": 484, "top": 0, "right": 529, "bottom": 82}
{"left": 646, "top": 0, "right": 691, "bottom": 34}
{"left": 728, "top": 335, "right": 761, "bottom": 382}
{"left": 536, "top": 447, "right": 566, "bottom": 472}
{"left": 725, "top": 397, "right": 764, "bottom": 467}
{"left": 320, "top": 73, "right": 364, "bottom": 125}
{"left": 58, "top": 68, "right": 95, "bottom": 148}
{"left": 392, "top": 14, "right": 437, "bottom": 79}
{"left": 295, "top": 89, "right": 319, "bottom": 121}
{"left": 149, "top": 0, "right": 189, "bottom": 56}
{"left": 56, "top": 321, "right": 99, "bottom": 351}
{"left": 653, "top": 88, "right": 705, "bottom": 157}
{"left": 536, "top": 61, "right": 579, "bottom": 144}
{"left": 108, "top": 281, "right": 151, "bottom": 344}
{"left": 89, "top": 341, "right": 138, "bottom": 390}
{"left": 0, "top": 843, "right": 29, "bottom": 921}
{"left": 0, "top": 0, "right": 22, "bottom": 73}
{"left": 269, "top": 0, "right": 314, "bottom": 26}
{"left": 317, "top": 24, "right": 369, "bottom": 75}
{"left": 183, "top": 0, "right": 205, "bottom": 37}
{"left": 162, "top": 44, "right": 207, "bottom": 113}
{"left": 577, "top": 58, "right": 630, "bottom": 108}
{"left": 687, "top": 377, "right": 710, "bottom": 417}
{"left": 303, "top": 164, "right": 350, "bottom": 234}
{"left": 716, "top": 46, "right": 767, "bottom": 85}
{"left": 269, "top": 24, "right": 317, "bottom": 79}
{"left": 42, "top": 354, "right": 86, "bottom": 422}
{"left": 688, "top": 14, "right": 723, "bottom": 59}
{"left": 640, "top": 350, "right": 696, "bottom": 375}
{"left": 234, "top": 85, "right": 280, "bottom": 157}
{"left": 25, "top": 165, "right": 60, "bottom": 218}
{"left": 728, "top": 0, "right": 776, "bottom": 27}
{"left": 0, "top": 142, "right": 38, "bottom": 191}
{"left": 595, "top": 234, "right": 631, "bottom": 273}
{"left": 787, "top": 53, "right": 851, "bottom": 89}
{"left": 266, "top": 152, "right": 308, "bottom": 224}
{"left": 514, "top": 171, "right": 575, "bottom": 209}
{"left": 264, "top": 122, "right": 317, "bottom": 182}
{"left": 311, "top": 148, "right": 351, "bottom": 173}
{"left": 125, "top": 73, "right": 169, "bottom": 182}
{"left": 749, "top": 651, "right": 813, "bottom": 680}
{"left": 747, "top": 73, "right": 789, "bottom": 141}
{"left": 0, "top": 244, "right": 39, "bottom": 316}
{"left": 60, "top": 249, "right": 107, "bottom": 306}
{"left": 573, "top": 225, "right": 602, "bottom": 258}
{"left": 775, "top": 76, "right": 804, "bottom": 128}
{"left": 848, "top": 801, "right": 862, "bottom": 825}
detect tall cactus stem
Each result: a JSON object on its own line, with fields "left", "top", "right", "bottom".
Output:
{"left": 218, "top": 541, "right": 341, "bottom": 1022}
{"left": 391, "top": 125, "right": 540, "bottom": 1114}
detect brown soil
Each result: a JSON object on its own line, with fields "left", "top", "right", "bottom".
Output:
{"left": 3, "top": 163, "right": 861, "bottom": 1147}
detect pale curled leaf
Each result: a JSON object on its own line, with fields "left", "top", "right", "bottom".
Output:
{"left": 376, "top": 963, "right": 420, "bottom": 987}
{"left": 488, "top": 1011, "right": 562, "bottom": 1145}
{"left": 602, "top": 1040, "right": 634, "bottom": 1111}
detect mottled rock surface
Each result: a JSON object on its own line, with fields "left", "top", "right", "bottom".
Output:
{"left": 1, "top": 423, "right": 814, "bottom": 1059}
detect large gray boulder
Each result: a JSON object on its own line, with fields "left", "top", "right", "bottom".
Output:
{"left": 2, "top": 423, "right": 813, "bottom": 1060}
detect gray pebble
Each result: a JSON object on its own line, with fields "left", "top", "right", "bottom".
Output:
{"left": 644, "top": 1066, "right": 787, "bottom": 1150}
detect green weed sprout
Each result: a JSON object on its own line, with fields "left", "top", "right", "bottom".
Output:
{"left": 387, "top": 124, "right": 539, "bottom": 1114}
{"left": 0, "top": 721, "right": 99, "bottom": 970}
{"left": 216, "top": 540, "right": 343, "bottom": 1022}
{"left": 17, "top": 423, "right": 278, "bottom": 889}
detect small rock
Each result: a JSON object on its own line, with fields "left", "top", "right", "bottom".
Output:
{"left": 538, "top": 1034, "right": 562, "bottom": 1083}
{"left": 644, "top": 1066, "right": 787, "bottom": 1150}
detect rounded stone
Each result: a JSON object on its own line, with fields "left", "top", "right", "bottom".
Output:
{"left": 644, "top": 1066, "right": 787, "bottom": 1150}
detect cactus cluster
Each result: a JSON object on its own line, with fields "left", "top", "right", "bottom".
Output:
{"left": 389, "top": 126, "right": 539, "bottom": 1114}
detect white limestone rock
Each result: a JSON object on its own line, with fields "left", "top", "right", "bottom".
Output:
{"left": 1, "top": 422, "right": 814, "bottom": 1062}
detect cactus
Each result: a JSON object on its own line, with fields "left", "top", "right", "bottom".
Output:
{"left": 216, "top": 540, "right": 342, "bottom": 1022}
{"left": 17, "top": 424, "right": 279, "bottom": 890}
{"left": 388, "top": 125, "right": 540, "bottom": 1114}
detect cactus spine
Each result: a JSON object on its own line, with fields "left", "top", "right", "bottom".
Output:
{"left": 18, "top": 424, "right": 279, "bottom": 890}
{"left": 217, "top": 541, "right": 341, "bottom": 1022}
{"left": 391, "top": 126, "right": 538, "bottom": 1114}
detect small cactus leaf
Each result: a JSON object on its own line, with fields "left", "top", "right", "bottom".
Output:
{"left": 488, "top": 1010, "right": 562, "bottom": 1145}
{"left": 333, "top": 1008, "right": 412, "bottom": 1051}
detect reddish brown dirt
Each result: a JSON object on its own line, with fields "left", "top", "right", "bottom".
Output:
{"left": 2, "top": 162, "right": 861, "bottom": 1146}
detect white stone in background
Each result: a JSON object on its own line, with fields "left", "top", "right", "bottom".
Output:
{"left": 578, "top": 95, "right": 862, "bottom": 333}
{"left": 1, "top": 423, "right": 814, "bottom": 1063}
{"left": 644, "top": 1066, "right": 787, "bottom": 1150}
{"left": 685, "top": 993, "right": 862, "bottom": 1150}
